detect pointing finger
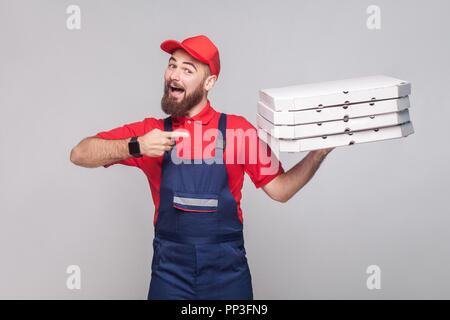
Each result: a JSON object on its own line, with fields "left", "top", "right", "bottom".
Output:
{"left": 168, "top": 131, "right": 190, "bottom": 139}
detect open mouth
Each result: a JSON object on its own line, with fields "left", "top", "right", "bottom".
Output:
{"left": 169, "top": 85, "right": 185, "bottom": 97}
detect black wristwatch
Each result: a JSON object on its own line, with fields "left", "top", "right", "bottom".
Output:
{"left": 128, "top": 136, "right": 143, "bottom": 158}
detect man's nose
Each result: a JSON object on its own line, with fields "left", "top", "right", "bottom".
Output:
{"left": 169, "top": 68, "right": 181, "bottom": 81}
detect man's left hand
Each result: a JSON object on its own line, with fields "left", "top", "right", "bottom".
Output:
{"left": 310, "top": 147, "right": 335, "bottom": 161}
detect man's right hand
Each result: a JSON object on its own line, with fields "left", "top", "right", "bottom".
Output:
{"left": 138, "top": 128, "right": 190, "bottom": 157}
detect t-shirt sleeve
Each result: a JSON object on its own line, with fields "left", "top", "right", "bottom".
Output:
{"left": 248, "top": 137, "right": 284, "bottom": 188}
{"left": 230, "top": 116, "right": 285, "bottom": 189}
{"left": 94, "top": 119, "right": 149, "bottom": 168}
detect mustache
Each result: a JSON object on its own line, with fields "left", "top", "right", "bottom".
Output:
{"left": 166, "top": 81, "right": 185, "bottom": 90}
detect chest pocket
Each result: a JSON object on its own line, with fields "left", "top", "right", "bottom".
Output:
{"left": 173, "top": 191, "right": 219, "bottom": 213}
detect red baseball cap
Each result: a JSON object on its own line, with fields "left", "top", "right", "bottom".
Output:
{"left": 160, "top": 35, "right": 221, "bottom": 79}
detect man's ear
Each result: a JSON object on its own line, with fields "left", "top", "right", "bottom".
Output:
{"left": 204, "top": 74, "right": 217, "bottom": 91}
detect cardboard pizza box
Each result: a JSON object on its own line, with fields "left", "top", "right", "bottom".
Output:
{"left": 257, "top": 109, "right": 411, "bottom": 139}
{"left": 259, "top": 75, "right": 411, "bottom": 111}
{"left": 257, "top": 96, "right": 410, "bottom": 125}
{"left": 258, "top": 122, "right": 414, "bottom": 154}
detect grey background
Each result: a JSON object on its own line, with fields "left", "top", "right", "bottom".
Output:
{"left": 1, "top": 0, "right": 449, "bottom": 299}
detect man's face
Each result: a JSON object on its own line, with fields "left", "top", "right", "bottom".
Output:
{"left": 161, "top": 48, "right": 210, "bottom": 117}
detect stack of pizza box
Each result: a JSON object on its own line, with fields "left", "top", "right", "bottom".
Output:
{"left": 256, "top": 75, "right": 414, "bottom": 155}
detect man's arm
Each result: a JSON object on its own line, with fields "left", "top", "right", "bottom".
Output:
{"left": 70, "top": 136, "right": 134, "bottom": 168}
{"left": 262, "top": 148, "right": 334, "bottom": 203}
{"left": 70, "top": 129, "right": 189, "bottom": 168}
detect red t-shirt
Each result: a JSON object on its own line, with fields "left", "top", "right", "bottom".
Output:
{"left": 94, "top": 100, "right": 284, "bottom": 226}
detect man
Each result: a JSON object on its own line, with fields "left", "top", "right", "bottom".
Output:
{"left": 70, "top": 35, "right": 333, "bottom": 300}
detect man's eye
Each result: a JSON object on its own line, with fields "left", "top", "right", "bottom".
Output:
{"left": 185, "top": 69, "right": 192, "bottom": 74}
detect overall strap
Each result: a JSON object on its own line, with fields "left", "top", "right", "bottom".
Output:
{"left": 216, "top": 113, "right": 227, "bottom": 150}
{"left": 162, "top": 116, "right": 173, "bottom": 163}
{"left": 164, "top": 116, "right": 173, "bottom": 132}
{"left": 214, "top": 113, "right": 227, "bottom": 163}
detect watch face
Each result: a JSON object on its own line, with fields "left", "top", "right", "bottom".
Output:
{"left": 129, "top": 139, "right": 141, "bottom": 156}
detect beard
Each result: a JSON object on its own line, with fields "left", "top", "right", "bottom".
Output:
{"left": 161, "top": 80, "right": 205, "bottom": 118}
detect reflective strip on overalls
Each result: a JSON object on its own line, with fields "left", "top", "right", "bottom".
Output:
{"left": 147, "top": 113, "right": 253, "bottom": 300}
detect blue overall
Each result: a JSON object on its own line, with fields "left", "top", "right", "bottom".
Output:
{"left": 147, "top": 113, "right": 253, "bottom": 300}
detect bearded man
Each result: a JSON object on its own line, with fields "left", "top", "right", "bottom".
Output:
{"left": 70, "top": 35, "right": 333, "bottom": 300}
